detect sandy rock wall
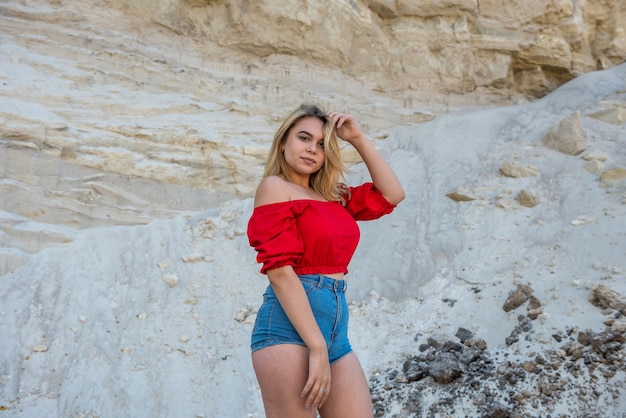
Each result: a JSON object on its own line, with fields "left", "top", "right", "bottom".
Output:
{"left": 114, "top": 0, "right": 626, "bottom": 99}
{"left": 0, "top": 0, "right": 625, "bottom": 274}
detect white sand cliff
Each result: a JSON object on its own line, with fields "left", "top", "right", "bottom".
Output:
{"left": 1, "top": 1, "right": 626, "bottom": 417}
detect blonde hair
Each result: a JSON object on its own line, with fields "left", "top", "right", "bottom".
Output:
{"left": 264, "top": 104, "right": 349, "bottom": 203}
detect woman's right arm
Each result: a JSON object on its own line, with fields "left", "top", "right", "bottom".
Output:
{"left": 253, "top": 176, "right": 331, "bottom": 410}
{"left": 266, "top": 265, "right": 331, "bottom": 410}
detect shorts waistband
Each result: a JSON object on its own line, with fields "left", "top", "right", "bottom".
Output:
{"left": 298, "top": 274, "right": 347, "bottom": 293}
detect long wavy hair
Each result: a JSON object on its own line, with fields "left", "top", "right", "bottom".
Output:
{"left": 264, "top": 104, "right": 349, "bottom": 203}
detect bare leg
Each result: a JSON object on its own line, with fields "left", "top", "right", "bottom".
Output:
{"left": 252, "top": 344, "right": 318, "bottom": 418}
{"left": 318, "top": 352, "right": 373, "bottom": 418}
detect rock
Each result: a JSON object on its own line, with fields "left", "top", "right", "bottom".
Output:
{"left": 161, "top": 273, "right": 180, "bottom": 287}
{"left": 518, "top": 190, "right": 540, "bottom": 208}
{"left": 442, "top": 340, "right": 464, "bottom": 352}
{"left": 599, "top": 167, "right": 626, "bottom": 189}
{"left": 562, "top": 342, "right": 584, "bottom": 360}
{"left": 446, "top": 186, "right": 479, "bottom": 202}
{"left": 457, "top": 347, "right": 483, "bottom": 365}
{"left": 465, "top": 337, "right": 488, "bottom": 350}
{"left": 427, "top": 333, "right": 458, "bottom": 349}
{"left": 583, "top": 159, "right": 604, "bottom": 174}
{"left": 523, "top": 361, "right": 537, "bottom": 372}
{"left": 506, "top": 315, "right": 534, "bottom": 346}
{"left": 587, "top": 105, "right": 626, "bottom": 125}
{"left": 403, "top": 357, "right": 428, "bottom": 382}
{"left": 233, "top": 305, "right": 256, "bottom": 323}
{"left": 577, "top": 330, "right": 593, "bottom": 346}
{"left": 503, "top": 284, "right": 534, "bottom": 312}
{"left": 589, "top": 285, "right": 626, "bottom": 315}
{"left": 370, "top": 320, "right": 626, "bottom": 417}
{"left": 455, "top": 327, "right": 474, "bottom": 343}
{"left": 527, "top": 295, "right": 543, "bottom": 319}
{"left": 582, "top": 152, "right": 608, "bottom": 162}
{"left": 496, "top": 197, "right": 517, "bottom": 210}
{"left": 428, "top": 352, "right": 463, "bottom": 384}
{"left": 472, "top": 392, "right": 487, "bottom": 406}
{"left": 499, "top": 162, "right": 539, "bottom": 178}
{"left": 542, "top": 111, "right": 587, "bottom": 155}
{"left": 571, "top": 215, "right": 594, "bottom": 226}
{"left": 614, "top": 319, "right": 626, "bottom": 333}
{"left": 393, "top": 372, "right": 409, "bottom": 383}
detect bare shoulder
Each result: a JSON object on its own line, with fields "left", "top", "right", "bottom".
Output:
{"left": 253, "top": 176, "right": 291, "bottom": 208}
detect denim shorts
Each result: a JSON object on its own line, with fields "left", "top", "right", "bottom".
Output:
{"left": 251, "top": 274, "right": 352, "bottom": 364}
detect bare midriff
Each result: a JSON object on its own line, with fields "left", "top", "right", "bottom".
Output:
{"left": 323, "top": 272, "right": 345, "bottom": 281}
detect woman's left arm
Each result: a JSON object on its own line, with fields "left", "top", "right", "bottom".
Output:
{"left": 329, "top": 112, "right": 406, "bottom": 205}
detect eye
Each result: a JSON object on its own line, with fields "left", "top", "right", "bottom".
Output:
{"left": 319, "top": 142, "right": 324, "bottom": 148}
{"left": 298, "top": 135, "right": 310, "bottom": 142}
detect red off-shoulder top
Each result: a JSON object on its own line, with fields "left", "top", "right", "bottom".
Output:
{"left": 247, "top": 182, "right": 395, "bottom": 275}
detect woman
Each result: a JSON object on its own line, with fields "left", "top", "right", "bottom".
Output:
{"left": 247, "top": 104, "right": 405, "bottom": 417}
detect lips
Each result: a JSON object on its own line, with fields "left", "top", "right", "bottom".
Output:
{"left": 301, "top": 157, "right": 317, "bottom": 165}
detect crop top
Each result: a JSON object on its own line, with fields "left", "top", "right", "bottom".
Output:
{"left": 247, "top": 182, "right": 395, "bottom": 275}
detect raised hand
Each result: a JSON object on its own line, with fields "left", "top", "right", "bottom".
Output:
{"left": 328, "top": 111, "right": 364, "bottom": 144}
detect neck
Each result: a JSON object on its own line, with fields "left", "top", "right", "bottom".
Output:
{"left": 284, "top": 173, "right": 311, "bottom": 189}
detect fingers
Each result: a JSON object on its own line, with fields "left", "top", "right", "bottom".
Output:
{"left": 302, "top": 380, "right": 330, "bottom": 411}
{"left": 301, "top": 371, "right": 330, "bottom": 409}
{"left": 301, "top": 350, "right": 331, "bottom": 411}
{"left": 315, "top": 385, "right": 330, "bottom": 409}
{"left": 328, "top": 111, "right": 364, "bottom": 144}
{"left": 327, "top": 111, "right": 352, "bottom": 129}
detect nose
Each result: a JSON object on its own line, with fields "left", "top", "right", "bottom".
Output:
{"left": 307, "top": 143, "right": 316, "bottom": 153}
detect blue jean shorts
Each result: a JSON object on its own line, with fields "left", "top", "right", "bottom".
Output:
{"left": 251, "top": 274, "right": 352, "bottom": 364}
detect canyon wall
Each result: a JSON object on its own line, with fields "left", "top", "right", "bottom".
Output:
{"left": 0, "top": 0, "right": 625, "bottom": 273}
{"left": 115, "top": 0, "right": 626, "bottom": 99}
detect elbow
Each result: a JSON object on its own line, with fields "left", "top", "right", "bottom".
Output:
{"left": 266, "top": 265, "right": 297, "bottom": 286}
{"left": 396, "top": 189, "right": 406, "bottom": 205}
{"left": 388, "top": 188, "right": 406, "bottom": 206}
{"left": 391, "top": 196, "right": 405, "bottom": 206}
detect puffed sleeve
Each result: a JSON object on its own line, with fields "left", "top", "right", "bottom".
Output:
{"left": 247, "top": 202, "right": 304, "bottom": 274}
{"left": 344, "top": 182, "right": 396, "bottom": 221}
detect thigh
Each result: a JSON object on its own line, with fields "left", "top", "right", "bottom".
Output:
{"left": 252, "top": 344, "right": 318, "bottom": 418}
{"left": 319, "top": 352, "right": 374, "bottom": 418}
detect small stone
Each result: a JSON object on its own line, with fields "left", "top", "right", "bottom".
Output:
{"left": 582, "top": 151, "right": 608, "bottom": 161}
{"left": 523, "top": 361, "right": 537, "bottom": 372}
{"left": 542, "top": 111, "right": 587, "bottom": 156}
{"left": 464, "top": 337, "right": 488, "bottom": 350}
{"left": 182, "top": 254, "right": 213, "bottom": 263}
{"left": 455, "top": 327, "right": 474, "bottom": 342}
{"left": 571, "top": 216, "right": 594, "bottom": 226}
{"left": 394, "top": 372, "right": 408, "bottom": 383}
{"left": 600, "top": 167, "right": 626, "bottom": 189}
{"left": 32, "top": 345, "right": 48, "bottom": 352}
{"left": 472, "top": 392, "right": 487, "bottom": 406}
{"left": 590, "top": 285, "right": 626, "bottom": 315}
{"left": 499, "top": 162, "right": 539, "bottom": 178}
{"left": 503, "top": 284, "right": 533, "bottom": 312}
{"left": 584, "top": 159, "right": 603, "bottom": 174}
{"left": 162, "top": 274, "right": 180, "bottom": 287}
{"left": 446, "top": 187, "right": 478, "bottom": 202}
{"left": 518, "top": 190, "right": 540, "bottom": 207}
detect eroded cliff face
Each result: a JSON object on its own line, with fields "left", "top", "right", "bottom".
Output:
{"left": 115, "top": 0, "right": 626, "bottom": 98}
{"left": 0, "top": 0, "right": 625, "bottom": 274}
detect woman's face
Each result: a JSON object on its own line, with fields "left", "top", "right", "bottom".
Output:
{"left": 281, "top": 116, "right": 325, "bottom": 178}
